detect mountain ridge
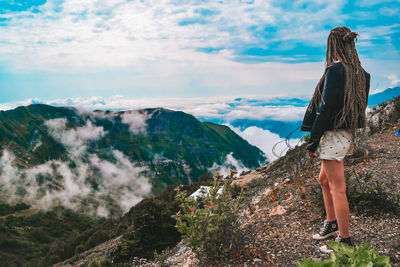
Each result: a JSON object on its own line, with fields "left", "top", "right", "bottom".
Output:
{"left": 368, "top": 86, "right": 400, "bottom": 106}
{"left": 0, "top": 103, "right": 266, "bottom": 216}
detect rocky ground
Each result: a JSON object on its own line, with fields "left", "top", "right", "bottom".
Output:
{"left": 162, "top": 125, "right": 400, "bottom": 267}
{"left": 55, "top": 236, "right": 122, "bottom": 266}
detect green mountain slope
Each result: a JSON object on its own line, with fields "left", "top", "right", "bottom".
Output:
{"left": 0, "top": 104, "right": 265, "bottom": 191}
{"left": 0, "top": 104, "right": 266, "bottom": 216}
{"left": 0, "top": 103, "right": 266, "bottom": 266}
{"left": 0, "top": 203, "right": 107, "bottom": 267}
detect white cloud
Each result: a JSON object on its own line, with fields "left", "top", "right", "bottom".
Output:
{"left": 0, "top": 118, "right": 152, "bottom": 217}
{"left": 121, "top": 111, "right": 150, "bottom": 135}
{"left": 385, "top": 74, "right": 400, "bottom": 87}
{"left": 362, "top": 58, "right": 400, "bottom": 92}
{"left": 0, "top": 0, "right": 331, "bottom": 84}
{"left": 356, "top": 0, "right": 400, "bottom": 7}
{"left": 379, "top": 7, "right": 400, "bottom": 17}
{"left": 205, "top": 122, "right": 304, "bottom": 175}
{"left": 226, "top": 124, "right": 303, "bottom": 162}
{"left": 356, "top": 24, "right": 400, "bottom": 42}
{"left": 0, "top": 0, "right": 398, "bottom": 101}
{"left": 0, "top": 99, "right": 35, "bottom": 111}
{"left": 88, "top": 150, "right": 152, "bottom": 213}
{"left": 370, "top": 88, "right": 385, "bottom": 94}
{"left": 220, "top": 104, "right": 306, "bottom": 122}
{"left": 45, "top": 118, "right": 106, "bottom": 156}
{"left": 0, "top": 149, "right": 91, "bottom": 210}
{"left": 207, "top": 152, "right": 249, "bottom": 177}
{"left": 0, "top": 95, "right": 309, "bottom": 123}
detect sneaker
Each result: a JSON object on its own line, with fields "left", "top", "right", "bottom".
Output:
{"left": 312, "top": 220, "right": 338, "bottom": 240}
{"left": 319, "top": 235, "right": 354, "bottom": 253}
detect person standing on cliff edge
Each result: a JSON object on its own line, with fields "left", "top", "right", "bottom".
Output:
{"left": 300, "top": 26, "right": 370, "bottom": 253}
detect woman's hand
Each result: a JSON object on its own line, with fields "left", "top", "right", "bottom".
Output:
{"left": 307, "top": 150, "right": 318, "bottom": 158}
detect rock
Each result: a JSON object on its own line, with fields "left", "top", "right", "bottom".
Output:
{"left": 241, "top": 170, "right": 252, "bottom": 176}
{"left": 269, "top": 205, "right": 286, "bottom": 216}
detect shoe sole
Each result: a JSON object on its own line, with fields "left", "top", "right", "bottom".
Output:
{"left": 312, "top": 230, "right": 338, "bottom": 240}
{"left": 319, "top": 245, "right": 333, "bottom": 254}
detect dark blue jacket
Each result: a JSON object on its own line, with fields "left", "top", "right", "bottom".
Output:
{"left": 301, "top": 62, "right": 370, "bottom": 153}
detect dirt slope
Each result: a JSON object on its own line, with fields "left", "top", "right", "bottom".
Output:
{"left": 164, "top": 125, "right": 400, "bottom": 267}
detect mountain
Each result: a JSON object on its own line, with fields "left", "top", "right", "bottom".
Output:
{"left": 0, "top": 104, "right": 266, "bottom": 216}
{"left": 0, "top": 103, "right": 266, "bottom": 266}
{"left": 368, "top": 86, "right": 400, "bottom": 106}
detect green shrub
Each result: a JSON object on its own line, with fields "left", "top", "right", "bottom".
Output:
{"left": 312, "top": 171, "right": 400, "bottom": 216}
{"left": 85, "top": 230, "right": 109, "bottom": 249}
{"left": 27, "top": 228, "right": 52, "bottom": 243}
{"left": 174, "top": 176, "right": 246, "bottom": 263}
{"left": 198, "top": 173, "right": 213, "bottom": 184}
{"left": 0, "top": 239, "right": 28, "bottom": 250}
{"left": 49, "top": 254, "right": 60, "bottom": 264}
{"left": 303, "top": 133, "right": 311, "bottom": 143}
{"left": 113, "top": 197, "right": 181, "bottom": 261}
{"left": 346, "top": 172, "right": 400, "bottom": 215}
{"left": 75, "top": 244, "right": 85, "bottom": 254}
{"left": 88, "top": 259, "right": 101, "bottom": 267}
{"left": 99, "top": 258, "right": 113, "bottom": 267}
{"left": 0, "top": 202, "right": 31, "bottom": 216}
{"left": 297, "top": 242, "right": 391, "bottom": 266}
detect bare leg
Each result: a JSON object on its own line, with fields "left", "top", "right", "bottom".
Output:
{"left": 318, "top": 165, "right": 336, "bottom": 221}
{"left": 322, "top": 159, "right": 350, "bottom": 238}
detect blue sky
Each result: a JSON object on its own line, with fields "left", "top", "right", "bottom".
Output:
{"left": 0, "top": 0, "right": 399, "bottom": 104}
{"left": 0, "top": 0, "right": 399, "bottom": 161}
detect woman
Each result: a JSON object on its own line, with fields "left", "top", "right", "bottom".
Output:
{"left": 300, "top": 26, "right": 370, "bottom": 253}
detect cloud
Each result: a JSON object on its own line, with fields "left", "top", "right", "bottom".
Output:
{"left": 0, "top": 118, "right": 152, "bottom": 217}
{"left": 0, "top": 95, "right": 309, "bottom": 123}
{"left": 356, "top": 0, "right": 400, "bottom": 7}
{"left": 76, "top": 108, "right": 150, "bottom": 135}
{"left": 207, "top": 152, "right": 249, "bottom": 177}
{"left": 0, "top": 149, "right": 91, "bottom": 211}
{"left": 1, "top": 0, "right": 397, "bottom": 71}
{"left": 385, "top": 74, "right": 400, "bottom": 87}
{"left": 88, "top": 150, "right": 152, "bottom": 213}
{"left": 0, "top": 0, "right": 398, "bottom": 102}
{"left": 379, "top": 6, "right": 400, "bottom": 17}
{"left": 369, "top": 73, "right": 400, "bottom": 94}
{"left": 226, "top": 124, "right": 302, "bottom": 162}
{"left": 121, "top": 111, "right": 150, "bottom": 135}
{"left": 45, "top": 118, "right": 106, "bottom": 146}
{"left": 219, "top": 104, "right": 306, "bottom": 122}
{"left": 370, "top": 88, "right": 386, "bottom": 94}
{"left": 45, "top": 118, "right": 106, "bottom": 156}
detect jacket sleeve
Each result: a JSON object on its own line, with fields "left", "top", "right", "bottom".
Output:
{"left": 306, "top": 66, "right": 341, "bottom": 153}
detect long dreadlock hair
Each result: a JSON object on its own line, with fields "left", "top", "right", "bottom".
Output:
{"left": 308, "top": 26, "right": 367, "bottom": 138}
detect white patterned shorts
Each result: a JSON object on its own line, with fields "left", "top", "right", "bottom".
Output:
{"left": 315, "top": 129, "right": 354, "bottom": 162}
